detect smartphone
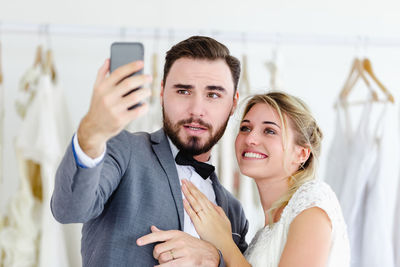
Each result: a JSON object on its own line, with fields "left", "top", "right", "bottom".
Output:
{"left": 110, "top": 42, "right": 144, "bottom": 109}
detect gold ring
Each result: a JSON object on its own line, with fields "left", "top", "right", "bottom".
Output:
{"left": 170, "top": 250, "right": 175, "bottom": 260}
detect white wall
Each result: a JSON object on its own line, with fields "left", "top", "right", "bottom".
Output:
{"left": 2, "top": 0, "right": 400, "bottom": 35}
{"left": 1, "top": 0, "right": 400, "bottom": 242}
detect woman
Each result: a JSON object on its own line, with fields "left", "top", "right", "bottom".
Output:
{"left": 182, "top": 92, "right": 350, "bottom": 267}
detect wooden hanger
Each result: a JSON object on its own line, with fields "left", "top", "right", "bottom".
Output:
{"left": 33, "top": 45, "right": 43, "bottom": 67}
{"left": 239, "top": 54, "right": 251, "bottom": 95}
{"left": 339, "top": 58, "right": 358, "bottom": 98}
{"left": 339, "top": 57, "right": 379, "bottom": 103}
{"left": 150, "top": 52, "right": 159, "bottom": 103}
{"left": 362, "top": 58, "right": 395, "bottom": 103}
{"left": 265, "top": 48, "right": 280, "bottom": 90}
{"left": 43, "top": 49, "right": 57, "bottom": 82}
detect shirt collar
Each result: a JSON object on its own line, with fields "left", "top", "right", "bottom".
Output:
{"left": 167, "top": 137, "right": 212, "bottom": 164}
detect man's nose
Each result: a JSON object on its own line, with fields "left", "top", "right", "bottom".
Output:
{"left": 188, "top": 95, "right": 206, "bottom": 118}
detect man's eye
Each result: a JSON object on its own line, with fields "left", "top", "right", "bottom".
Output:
{"left": 177, "top": 90, "right": 190, "bottom": 95}
{"left": 208, "top": 93, "right": 220, "bottom": 99}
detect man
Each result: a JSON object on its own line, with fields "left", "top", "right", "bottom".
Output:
{"left": 51, "top": 36, "right": 248, "bottom": 266}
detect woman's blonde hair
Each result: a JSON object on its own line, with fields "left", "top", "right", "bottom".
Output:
{"left": 242, "top": 91, "right": 323, "bottom": 225}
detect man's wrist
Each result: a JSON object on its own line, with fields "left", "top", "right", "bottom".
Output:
{"left": 73, "top": 133, "right": 105, "bottom": 168}
{"left": 77, "top": 117, "right": 107, "bottom": 158}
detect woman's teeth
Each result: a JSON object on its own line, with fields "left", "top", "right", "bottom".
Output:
{"left": 244, "top": 152, "right": 266, "bottom": 159}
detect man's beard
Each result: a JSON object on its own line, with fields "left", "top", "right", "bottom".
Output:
{"left": 162, "top": 107, "right": 230, "bottom": 156}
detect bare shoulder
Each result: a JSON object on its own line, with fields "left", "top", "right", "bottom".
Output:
{"left": 292, "top": 206, "right": 332, "bottom": 230}
{"left": 279, "top": 207, "right": 332, "bottom": 267}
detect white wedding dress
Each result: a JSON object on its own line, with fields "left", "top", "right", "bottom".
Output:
{"left": 244, "top": 179, "right": 350, "bottom": 267}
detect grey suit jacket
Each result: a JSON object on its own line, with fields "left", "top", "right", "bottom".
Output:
{"left": 51, "top": 129, "right": 249, "bottom": 267}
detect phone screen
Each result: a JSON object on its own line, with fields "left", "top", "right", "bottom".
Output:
{"left": 110, "top": 42, "right": 145, "bottom": 109}
{"left": 110, "top": 42, "right": 144, "bottom": 75}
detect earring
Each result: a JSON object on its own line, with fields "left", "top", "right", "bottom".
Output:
{"left": 299, "top": 162, "right": 305, "bottom": 170}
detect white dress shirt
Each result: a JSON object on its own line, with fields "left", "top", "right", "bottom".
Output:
{"left": 72, "top": 133, "right": 216, "bottom": 238}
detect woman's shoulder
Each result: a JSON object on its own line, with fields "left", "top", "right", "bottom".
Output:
{"left": 292, "top": 179, "right": 336, "bottom": 203}
{"left": 283, "top": 179, "right": 343, "bottom": 226}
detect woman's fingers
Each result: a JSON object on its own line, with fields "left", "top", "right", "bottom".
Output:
{"left": 181, "top": 180, "right": 227, "bottom": 229}
{"left": 182, "top": 183, "right": 203, "bottom": 213}
{"left": 182, "top": 179, "right": 214, "bottom": 210}
{"left": 212, "top": 203, "right": 227, "bottom": 219}
{"left": 183, "top": 198, "right": 200, "bottom": 222}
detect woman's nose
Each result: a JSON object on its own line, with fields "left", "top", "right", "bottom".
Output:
{"left": 244, "top": 130, "right": 260, "bottom": 146}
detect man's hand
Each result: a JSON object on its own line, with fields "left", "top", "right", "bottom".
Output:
{"left": 137, "top": 226, "right": 220, "bottom": 267}
{"left": 77, "top": 59, "right": 152, "bottom": 158}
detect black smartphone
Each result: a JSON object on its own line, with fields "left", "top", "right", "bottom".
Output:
{"left": 110, "top": 42, "right": 144, "bottom": 109}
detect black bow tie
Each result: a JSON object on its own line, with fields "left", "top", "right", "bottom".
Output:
{"left": 175, "top": 151, "right": 215, "bottom": 180}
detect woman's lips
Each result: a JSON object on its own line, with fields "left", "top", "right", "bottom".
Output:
{"left": 242, "top": 151, "right": 268, "bottom": 159}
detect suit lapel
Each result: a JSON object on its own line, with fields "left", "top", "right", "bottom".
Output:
{"left": 151, "top": 129, "right": 184, "bottom": 230}
{"left": 210, "top": 172, "right": 229, "bottom": 217}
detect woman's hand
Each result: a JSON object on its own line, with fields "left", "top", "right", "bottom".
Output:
{"left": 181, "top": 179, "right": 233, "bottom": 250}
{"left": 182, "top": 179, "right": 252, "bottom": 267}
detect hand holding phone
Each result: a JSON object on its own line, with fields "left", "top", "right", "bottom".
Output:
{"left": 76, "top": 43, "right": 151, "bottom": 158}
{"left": 110, "top": 42, "right": 145, "bottom": 109}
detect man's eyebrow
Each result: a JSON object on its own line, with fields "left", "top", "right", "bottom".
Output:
{"left": 173, "top": 84, "right": 194, "bottom": 89}
{"left": 173, "top": 84, "right": 228, "bottom": 94}
{"left": 206, "top": 85, "right": 227, "bottom": 94}
{"left": 241, "top": 119, "right": 281, "bottom": 128}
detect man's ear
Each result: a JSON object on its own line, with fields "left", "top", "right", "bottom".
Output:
{"left": 160, "top": 80, "right": 164, "bottom": 106}
{"left": 230, "top": 91, "right": 239, "bottom": 116}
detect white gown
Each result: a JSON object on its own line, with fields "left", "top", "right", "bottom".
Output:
{"left": 325, "top": 99, "right": 398, "bottom": 267}
{"left": 394, "top": 107, "right": 400, "bottom": 267}
{"left": 1, "top": 73, "right": 81, "bottom": 267}
{"left": 244, "top": 179, "right": 350, "bottom": 267}
{"left": 17, "top": 74, "right": 78, "bottom": 267}
{"left": 0, "top": 65, "right": 43, "bottom": 267}
{"left": 0, "top": 82, "right": 3, "bottom": 183}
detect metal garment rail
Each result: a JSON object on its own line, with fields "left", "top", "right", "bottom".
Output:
{"left": 1, "top": 21, "right": 400, "bottom": 48}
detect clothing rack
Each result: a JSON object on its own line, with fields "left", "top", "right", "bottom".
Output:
{"left": 1, "top": 21, "right": 400, "bottom": 48}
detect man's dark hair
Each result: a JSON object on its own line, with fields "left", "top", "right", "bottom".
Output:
{"left": 162, "top": 36, "right": 241, "bottom": 93}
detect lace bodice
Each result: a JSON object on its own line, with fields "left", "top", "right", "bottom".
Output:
{"left": 244, "top": 179, "right": 350, "bottom": 267}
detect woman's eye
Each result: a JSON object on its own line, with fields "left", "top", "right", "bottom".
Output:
{"left": 240, "top": 126, "right": 250, "bottom": 132}
{"left": 265, "top": 128, "right": 276, "bottom": 135}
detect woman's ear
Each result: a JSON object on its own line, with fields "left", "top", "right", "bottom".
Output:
{"left": 295, "top": 145, "right": 311, "bottom": 166}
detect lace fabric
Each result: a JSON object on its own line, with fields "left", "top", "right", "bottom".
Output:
{"left": 244, "top": 179, "right": 350, "bottom": 267}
